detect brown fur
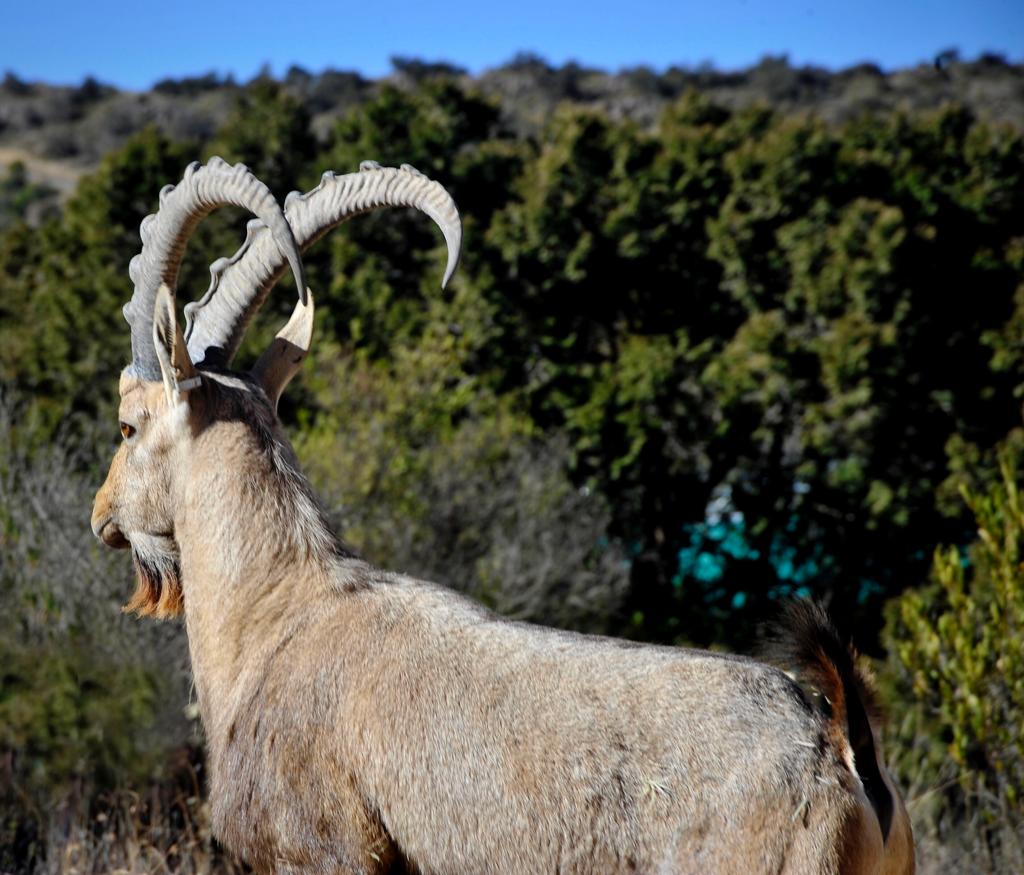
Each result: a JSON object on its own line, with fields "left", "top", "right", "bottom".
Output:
{"left": 125, "top": 551, "right": 184, "bottom": 618}
{"left": 91, "top": 300, "right": 915, "bottom": 875}
{"left": 762, "top": 600, "right": 884, "bottom": 729}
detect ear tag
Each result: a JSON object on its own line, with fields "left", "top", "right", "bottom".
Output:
{"left": 176, "top": 375, "right": 202, "bottom": 392}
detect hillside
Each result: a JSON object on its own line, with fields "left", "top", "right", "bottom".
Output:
{"left": 1, "top": 51, "right": 1022, "bottom": 221}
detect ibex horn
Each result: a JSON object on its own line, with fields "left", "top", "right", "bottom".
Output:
{"left": 124, "top": 157, "right": 305, "bottom": 380}
{"left": 184, "top": 161, "right": 462, "bottom": 368}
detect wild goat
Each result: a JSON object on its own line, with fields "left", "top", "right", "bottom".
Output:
{"left": 91, "top": 158, "right": 914, "bottom": 874}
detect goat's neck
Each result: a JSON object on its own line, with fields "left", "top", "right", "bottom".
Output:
{"left": 175, "top": 422, "right": 335, "bottom": 741}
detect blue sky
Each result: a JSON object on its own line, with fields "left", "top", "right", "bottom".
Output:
{"left": 3, "top": 0, "right": 1022, "bottom": 89}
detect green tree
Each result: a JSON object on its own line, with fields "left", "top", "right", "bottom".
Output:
{"left": 306, "top": 80, "right": 517, "bottom": 360}
{"left": 0, "top": 128, "right": 197, "bottom": 438}
{"left": 206, "top": 79, "right": 315, "bottom": 197}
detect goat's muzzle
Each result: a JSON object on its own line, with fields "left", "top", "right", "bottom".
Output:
{"left": 92, "top": 516, "right": 131, "bottom": 550}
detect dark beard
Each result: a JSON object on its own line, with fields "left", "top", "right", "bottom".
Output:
{"left": 126, "top": 549, "right": 184, "bottom": 618}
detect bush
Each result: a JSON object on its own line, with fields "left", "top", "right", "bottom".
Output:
{"left": 296, "top": 325, "right": 629, "bottom": 634}
{"left": 0, "top": 394, "right": 194, "bottom": 872}
{"left": 883, "top": 446, "right": 1024, "bottom": 871}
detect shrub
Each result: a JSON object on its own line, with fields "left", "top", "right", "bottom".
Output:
{"left": 884, "top": 446, "right": 1024, "bottom": 871}
{"left": 0, "top": 395, "right": 193, "bottom": 871}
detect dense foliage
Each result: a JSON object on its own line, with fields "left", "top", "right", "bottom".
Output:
{"left": 885, "top": 438, "right": 1024, "bottom": 869}
{"left": 1, "top": 72, "right": 1023, "bottom": 870}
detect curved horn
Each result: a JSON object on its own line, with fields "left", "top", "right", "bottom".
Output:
{"left": 124, "top": 157, "right": 305, "bottom": 380}
{"left": 183, "top": 161, "right": 461, "bottom": 367}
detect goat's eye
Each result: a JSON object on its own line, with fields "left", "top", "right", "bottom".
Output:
{"left": 120, "top": 422, "right": 136, "bottom": 440}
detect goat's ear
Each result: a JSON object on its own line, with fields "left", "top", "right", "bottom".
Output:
{"left": 251, "top": 288, "right": 314, "bottom": 412}
{"left": 153, "top": 283, "right": 198, "bottom": 406}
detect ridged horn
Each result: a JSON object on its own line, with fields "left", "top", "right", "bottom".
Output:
{"left": 183, "top": 162, "right": 461, "bottom": 367}
{"left": 123, "top": 158, "right": 305, "bottom": 380}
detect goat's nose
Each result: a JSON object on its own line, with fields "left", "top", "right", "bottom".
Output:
{"left": 93, "top": 516, "right": 130, "bottom": 549}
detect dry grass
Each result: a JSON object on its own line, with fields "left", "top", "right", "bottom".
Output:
{"left": 11, "top": 765, "right": 246, "bottom": 875}
{"left": 902, "top": 779, "right": 1024, "bottom": 875}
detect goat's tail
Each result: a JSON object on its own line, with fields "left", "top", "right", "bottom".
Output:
{"left": 764, "top": 600, "right": 895, "bottom": 843}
